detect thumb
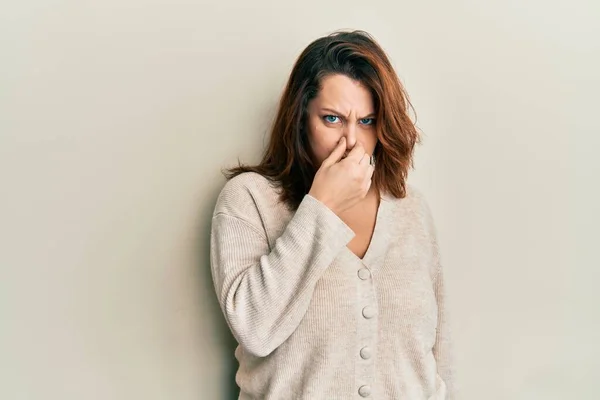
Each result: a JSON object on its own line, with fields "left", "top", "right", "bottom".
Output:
{"left": 322, "top": 137, "right": 347, "bottom": 167}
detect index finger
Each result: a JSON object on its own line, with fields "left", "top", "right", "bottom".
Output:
{"left": 344, "top": 141, "right": 365, "bottom": 163}
{"left": 321, "top": 137, "right": 347, "bottom": 167}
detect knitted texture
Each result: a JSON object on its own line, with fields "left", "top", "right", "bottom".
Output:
{"left": 210, "top": 172, "right": 456, "bottom": 399}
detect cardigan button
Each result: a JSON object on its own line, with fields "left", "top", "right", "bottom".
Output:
{"left": 360, "top": 346, "right": 372, "bottom": 359}
{"left": 362, "top": 306, "right": 376, "bottom": 319}
{"left": 358, "top": 385, "right": 372, "bottom": 397}
{"left": 357, "top": 268, "right": 371, "bottom": 280}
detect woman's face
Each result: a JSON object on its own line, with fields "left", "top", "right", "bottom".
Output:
{"left": 306, "top": 74, "right": 378, "bottom": 167}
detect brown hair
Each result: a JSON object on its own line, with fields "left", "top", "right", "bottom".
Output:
{"left": 224, "top": 30, "right": 420, "bottom": 210}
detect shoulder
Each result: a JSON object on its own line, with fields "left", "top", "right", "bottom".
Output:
{"left": 386, "top": 183, "right": 432, "bottom": 216}
{"left": 213, "top": 172, "right": 281, "bottom": 219}
{"left": 386, "top": 183, "right": 438, "bottom": 234}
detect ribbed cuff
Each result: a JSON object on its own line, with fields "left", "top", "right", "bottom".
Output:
{"left": 288, "top": 194, "right": 355, "bottom": 253}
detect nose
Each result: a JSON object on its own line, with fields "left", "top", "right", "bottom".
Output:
{"left": 343, "top": 124, "right": 357, "bottom": 151}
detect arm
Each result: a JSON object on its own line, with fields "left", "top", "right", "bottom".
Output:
{"left": 432, "top": 261, "right": 457, "bottom": 399}
{"left": 420, "top": 193, "right": 457, "bottom": 398}
{"left": 210, "top": 193, "right": 355, "bottom": 357}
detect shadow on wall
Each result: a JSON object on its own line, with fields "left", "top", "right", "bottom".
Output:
{"left": 195, "top": 83, "right": 278, "bottom": 399}
{"left": 198, "top": 185, "right": 240, "bottom": 400}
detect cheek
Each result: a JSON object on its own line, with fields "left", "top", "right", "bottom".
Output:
{"left": 360, "top": 128, "right": 378, "bottom": 152}
{"left": 309, "top": 124, "right": 339, "bottom": 161}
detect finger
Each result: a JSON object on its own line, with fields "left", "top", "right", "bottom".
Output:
{"left": 364, "top": 177, "right": 373, "bottom": 194}
{"left": 358, "top": 152, "right": 371, "bottom": 167}
{"left": 345, "top": 141, "right": 365, "bottom": 163}
{"left": 364, "top": 164, "right": 375, "bottom": 180}
{"left": 366, "top": 164, "right": 375, "bottom": 181}
{"left": 322, "top": 137, "right": 347, "bottom": 167}
{"left": 362, "top": 164, "right": 375, "bottom": 188}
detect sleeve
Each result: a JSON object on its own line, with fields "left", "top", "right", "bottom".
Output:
{"left": 210, "top": 193, "right": 355, "bottom": 357}
{"left": 432, "top": 259, "right": 457, "bottom": 398}
{"left": 424, "top": 198, "right": 458, "bottom": 398}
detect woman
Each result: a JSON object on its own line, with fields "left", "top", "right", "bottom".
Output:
{"left": 210, "top": 30, "right": 456, "bottom": 399}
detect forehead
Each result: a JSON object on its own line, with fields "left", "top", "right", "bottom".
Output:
{"left": 314, "top": 74, "right": 374, "bottom": 112}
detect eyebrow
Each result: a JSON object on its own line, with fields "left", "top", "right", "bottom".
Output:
{"left": 321, "top": 108, "right": 376, "bottom": 119}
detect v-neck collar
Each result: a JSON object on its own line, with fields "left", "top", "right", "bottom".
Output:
{"left": 343, "top": 191, "right": 393, "bottom": 270}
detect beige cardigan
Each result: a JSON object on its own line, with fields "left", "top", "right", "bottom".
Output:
{"left": 210, "top": 172, "right": 456, "bottom": 399}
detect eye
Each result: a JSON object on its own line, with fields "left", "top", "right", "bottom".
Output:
{"left": 359, "top": 118, "right": 375, "bottom": 126}
{"left": 323, "top": 115, "right": 340, "bottom": 124}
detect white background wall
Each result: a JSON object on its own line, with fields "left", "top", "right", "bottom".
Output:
{"left": 1, "top": 1, "right": 598, "bottom": 399}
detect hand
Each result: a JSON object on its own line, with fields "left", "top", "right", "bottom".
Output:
{"left": 308, "top": 137, "right": 375, "bottom": 216}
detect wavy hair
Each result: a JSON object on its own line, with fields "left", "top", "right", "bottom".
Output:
{"left": 224, "top": 30, "right": 420, "bottom": 210}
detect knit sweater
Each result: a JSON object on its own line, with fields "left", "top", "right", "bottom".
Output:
{"left": 210, "top": 172, "right": 456, "bottom": 399}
